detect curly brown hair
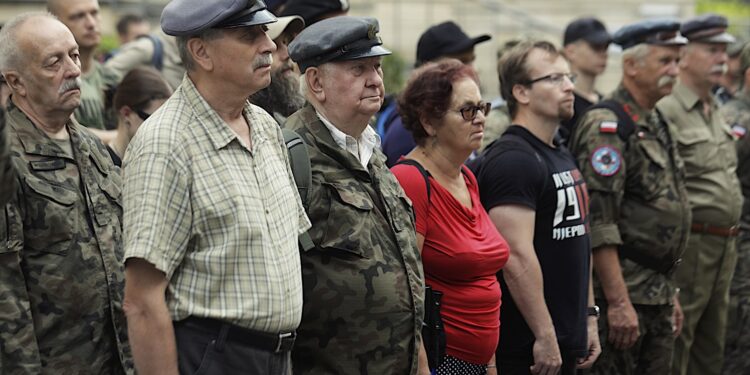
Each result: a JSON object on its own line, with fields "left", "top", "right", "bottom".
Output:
{"left": 397, "top": 59, "right": 479, "bottom": 146}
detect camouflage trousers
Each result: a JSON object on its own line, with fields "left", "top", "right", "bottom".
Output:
{"left": 673, "top": 232, "right": 737, "bottom": 375}
{"left": 588, "top": 302, "right": 674, "bottom": 375}
{"left": 722, "top": 230, "right": 750, "bottom": 375}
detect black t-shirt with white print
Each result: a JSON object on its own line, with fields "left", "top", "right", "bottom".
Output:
{"left": 470, "top": 125, "right": 591, "bottom": 358}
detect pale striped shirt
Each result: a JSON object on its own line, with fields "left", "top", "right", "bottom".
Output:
{"left": 123, "top": 76, "right": 310, "bottom": 333}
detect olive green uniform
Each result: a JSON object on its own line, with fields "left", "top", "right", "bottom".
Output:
{"left": 285, "top": 105, "right": 425, "bottom": 375}
{"left": 75, "top": 62, "right": 118, "bottom": 130}
{"left": 718, "top": 92, "right": 750, "bottom": 375}
{"left": 657, "top": 82, "right": 741, "bottom": 375}
{"left": 480, "top": 105, "right": 511, "bottom": 152}
{"left": 569, "top": 84, "right": 691, "bottom": 375}
{"left": 0, "top": 103, "right": 132, "bottom": 374}
{"left": 104, "top": 29, "right": 184, "bottom": 90}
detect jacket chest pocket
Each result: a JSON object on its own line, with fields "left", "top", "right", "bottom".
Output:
{"left": 23, "top": 177, "right": 79, "bottom": 255}
{"left": 319, "top": 182, "right": 374, "bottom": 258}
{"left": 633, "top": 139, "right": 669, "bottom": 201}
{"left": 94, "top": 176, "right": 123, "bottom": 227}
{"left": 676, "top": 128, "right": 719, "bottom": 177}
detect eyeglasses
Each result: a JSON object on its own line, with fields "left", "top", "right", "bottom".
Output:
{"left": 134, "top": 109, "right": 152, "bottom": 121}
{"left": 524, "top": 72, "right": 577, "bottom": 86}
{"left": 455, "top": 102, "right": 491, "bottom": 121}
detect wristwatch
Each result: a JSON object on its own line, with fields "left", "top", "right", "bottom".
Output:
{"left": 587, "top": 305, "right": 600, "bottom": 319}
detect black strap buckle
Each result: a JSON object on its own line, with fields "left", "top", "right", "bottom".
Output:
{"left": 274, "top": 331, "right": 296, "bottom": 353}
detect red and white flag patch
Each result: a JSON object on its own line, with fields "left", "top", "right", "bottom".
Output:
{"left": 732, "top": 124, "right": 747, "bottom": 139}
{"left": 599, "top": 121, "right": 618, "bottom": 134}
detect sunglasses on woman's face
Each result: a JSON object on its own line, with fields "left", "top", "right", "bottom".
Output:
{"left": 134, "top": 109, "right": 152, "bottom": 121}
{"left": 456, "top": 102, "right": 491, "bottom": 121}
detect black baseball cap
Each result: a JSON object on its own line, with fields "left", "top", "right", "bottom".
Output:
{"left": 563, "top": 17, "right": 612, "bottom": 46}
{"left": 416, "top": 21, "right": 491, "bottom": 65}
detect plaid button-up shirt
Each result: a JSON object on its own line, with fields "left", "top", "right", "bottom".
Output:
{"left": 123, "top": 76, "right": 310, "bottom": 333}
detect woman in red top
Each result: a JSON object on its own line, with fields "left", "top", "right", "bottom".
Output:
{"left": 391, "top": 59, "right": 510, "bottom": 375}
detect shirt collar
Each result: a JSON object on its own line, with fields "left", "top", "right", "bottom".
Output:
{"left": 7, "top": 100, "right": 79, "bottom": 160}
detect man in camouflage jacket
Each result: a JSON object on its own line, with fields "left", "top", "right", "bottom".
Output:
{"left": 0, "top": 13, "right": 131, "bottom": 374}
{"left": 286, "top": 16, "right": 425, "bottom": 375}
{"left": 718, "top": 42, "right": 750, "bottom": 375}
{"left": 568, "top": 20, "right": 691, "bottom": 375}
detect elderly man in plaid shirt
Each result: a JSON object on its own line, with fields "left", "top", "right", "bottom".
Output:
{"left": 121, "top": 1, "right": 310, "bottom": 374}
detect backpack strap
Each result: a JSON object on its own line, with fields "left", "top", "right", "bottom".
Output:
{"left": 144, "top": 34, "right": 164, "bottom": 71}
{"left": 281, "top": 128, "right": 314, "bottom": 251}
{"left": 587, "top": 99, "right": 637, "bottom": 143}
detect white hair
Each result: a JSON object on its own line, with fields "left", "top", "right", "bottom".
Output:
{"left": 621, "top": 43, "right": 650, "bottom": 66}
{"left": 0, "top": 12, "right": 57, "bottom": 73}
{"left": 298, "top": 63, "right": 335, "bottom": 99}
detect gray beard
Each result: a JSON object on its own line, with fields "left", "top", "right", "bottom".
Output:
{"left": 250, "top": 69, "right": 306, "bottom": 118}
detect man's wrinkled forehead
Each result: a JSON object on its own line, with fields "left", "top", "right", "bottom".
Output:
{"left": 22, "top": 17, "right": 77, "bottom": 60}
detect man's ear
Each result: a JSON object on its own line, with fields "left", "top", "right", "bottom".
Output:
{"left": 3, "top": 71, "right": 27, "bottom": 97}
{"left": 306, "top": 67, "right": 326, "bottom": 103}
{"left": 511, "top": 83, "right": 531, "bottom": 107}
{"left": 188, "top": 37, "right": 213, "bottom": 71}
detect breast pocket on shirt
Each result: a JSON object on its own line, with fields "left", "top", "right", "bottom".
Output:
{"left": 676, "top": 128, "right": 719, "bottom": 177}
{"left": 319, "top": 182, "right": 374, "bottom": 258}
{"left": 635, "top": 139, "right": 669, "bottom": 201}
{"left": 23, "top": 176, "right": 78, "bottom": 255}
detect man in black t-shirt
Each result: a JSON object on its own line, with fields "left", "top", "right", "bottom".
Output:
{"left": 470, "top": 40, "right": 599, "bottom": 375}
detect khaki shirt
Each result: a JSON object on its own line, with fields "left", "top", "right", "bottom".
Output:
{"left": 0, "top": 102, "right": 132, "bottom": 374}
{"left": 104, "top": 29, "right": 184, "bottom": 90}
{"left": 569, "top": 84, "right": 691, "bottom": 305}
{"left": 123, "top": 76, "right": 310, "bottom": 333}
{"left": 657, "top": 82, "right": 742, "bottom": 227}
{"left": 75, "top": 62, "right": 118, "bottom": 130}
{"left": 285, "top": 105, "right": 424, "bottom": 375}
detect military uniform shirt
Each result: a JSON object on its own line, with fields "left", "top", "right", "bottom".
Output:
{"left": 285, "top": 105, "right": 425, "bottom": 375}
{"left": 123, "top": 76, "right": 311, "bottom": 333}
{"left": 569, "top": 85, "right": 691, "bottom": 305}
{"left": 316, "top": 110, "right": 380, "bottom": 168}
{"left": 0, "top": 102, "right": 132, "bottom": 374}
{"left": 657, "top": 82, "right": 742, "bottom": 227}
{"left": 75, "top": 62, "right": 118, "bottom": 130}
{"left": 0, "top": 107, "right": 14, "bottom": 204}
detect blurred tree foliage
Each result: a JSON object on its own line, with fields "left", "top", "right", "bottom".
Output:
{"left": 381, "top": 48, "right": 408, "bottom": 95}
{"left": 697, "top": 0, "right": 750, "bottom": 40}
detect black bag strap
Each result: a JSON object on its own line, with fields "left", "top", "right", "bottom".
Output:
{"left": 281, "top": 128, "right": 314, "bottom": 251}
{"left": 587, "top": 99, "right": 637, "bottom": 143}
{"left": 143, "top": 34, "right": 164, "bottom": 71}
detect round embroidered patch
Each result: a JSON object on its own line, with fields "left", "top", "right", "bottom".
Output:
{"left": 591, "top": 146, "right": 622, "bottom": 177}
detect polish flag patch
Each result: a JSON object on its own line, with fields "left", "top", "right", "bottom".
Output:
{"left": 732, "top": 124, "right": 747, "bottom": 139}
{"left": 599, "top": 121, "right": 618, "bottom": 133}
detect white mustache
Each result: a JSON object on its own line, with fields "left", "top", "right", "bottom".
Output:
{"left": 58, "top": 78, "right": 81, "bottom": 94}
{"left": 657, "top": 75, "right": 676, "bottom": 88}
{"left": 710, "top": 64, "right": 728, "bottom": 75}
{"left": 252, "top": 54, "right": 273, "bottom": 69}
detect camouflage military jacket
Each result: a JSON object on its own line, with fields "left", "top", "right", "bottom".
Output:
{"left": 0, "top": 103, "right": 132, "bottom": 374}
{"left": 0, "top": 107, "right": 14, "bottom": 205}
{"left": 285, "top": 105, "right": 425, "bottom": 375}
{"left": 569, "top": 85, "right": 691, "bottom": 305}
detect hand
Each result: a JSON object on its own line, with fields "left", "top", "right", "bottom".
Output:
{"left": 672, "top": 294, "right": 684, "bottom": 338}
{"left": 417, "top": 340, "right": 431, "bottom": 375}
{"left": 606, "top": 301, "right": 640, "bottom": 350}
{"left": 530, "top": 334, "right": 562, "bottom": 375}
{"left": 576, "top": 317, "right": 601, "bottom": 369}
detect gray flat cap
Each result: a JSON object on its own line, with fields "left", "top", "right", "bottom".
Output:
{"left": 681, "top": 14, "right": 735, "bottom": 44}
{"left": 161, "top": 0, "right": 277, "bottom": 37}
{"left": 288, "top": 16, "right": 391, "bottom": 72}
{"left": 613, "top": 19, "right": 687, "bottom": 50}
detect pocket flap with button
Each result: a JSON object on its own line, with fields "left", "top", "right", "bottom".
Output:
{"left": 25, "top": 177, "right": 77, "bottom": 206}
{"left": 639, "top": 140, "right": 668, "bottom": 168}
{"left": 328, "top": 183, "right": 373, "bottom": 210}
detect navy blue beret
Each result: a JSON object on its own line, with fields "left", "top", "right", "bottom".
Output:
{"left": 161, "top": 0, "right": 277, "bottom": 36}
{"left": 613, "top": 19, "right": 687, "bottom": 50}
{"left": 681, "top": 14, "right": 735, "bottom": 44}
{"left": 289, "top": 16, "right": 391, "bottom": 72}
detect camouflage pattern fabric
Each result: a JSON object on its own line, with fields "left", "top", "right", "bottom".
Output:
{"left": 0, "top": 106, "right": 14, "bottom": 204}
{"left": 285, "top": 105, "right": 425, "bottom": 375}
{"left": 568, "top": 84, "right": 691, "bottom": 306}
{"left": 590, "top": 302, "right": 675, "bottom": 375}
{"left": 719, "top": 92, "right": 750, "bottom": 375}
{"left": 0, "top": 103, "right": 132, "bottom": 374}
